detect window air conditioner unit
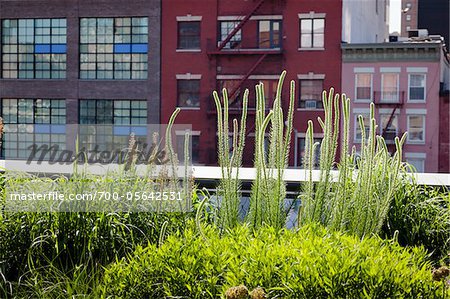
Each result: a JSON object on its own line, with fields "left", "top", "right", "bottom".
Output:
{"left": 305, "top": 100, "right": 317, "bottom": 109}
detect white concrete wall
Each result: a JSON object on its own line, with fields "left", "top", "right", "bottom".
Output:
{"left": 342, "top": 0, "right": 390, "bottom": 43}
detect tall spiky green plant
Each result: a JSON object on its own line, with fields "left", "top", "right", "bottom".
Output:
{"left": 213, "top": 88, "right": 248, "bottom": 230}
{"left": 299, "top": 89, "right": 407, "bottom": 238}
{"left": 248, "top": 71, "right": 296, "bottom": 229}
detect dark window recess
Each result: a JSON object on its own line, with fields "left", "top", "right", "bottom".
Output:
{"left": 178, "top": 21, "right": 201, "bottom": 49}
{"left": 177, "top": 80, "right": 200, "bottom": 107}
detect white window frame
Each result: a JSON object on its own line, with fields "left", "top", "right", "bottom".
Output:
{"left": 381, "top": 72, "right": 400, "bottom": 103}
{"left": 407, "top": 73, "right": 426, "bottom": 102}
{"left": 354, "top": 73, "right": 373, "bottom": 102}
{"left": 406, "top": 15, "right": 411, "bottom": 21}
{"left": 405, "top": 152, "right": 426, "bottom": 173}
{"left": 406, "top": 114, "right": 426, "bottom": 144}
{"left": 298, "top": 12, "right": 326, "bottom": 51}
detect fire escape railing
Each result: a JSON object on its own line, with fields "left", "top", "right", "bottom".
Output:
{"left": 216, "top": 0, "right": 265, "bottom": 51}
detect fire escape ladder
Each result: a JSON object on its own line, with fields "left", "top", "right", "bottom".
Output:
{"left": 216, "top": 0, "right": 265, "bottom": 51}
{"left": 381, "top": 91, "right": 404, "bottom": 139}
{"left": 382, "top": 106, "right": 398, "bottom": 138}
{"left": 228, "top": 53, "right": 268, "bottom": 107}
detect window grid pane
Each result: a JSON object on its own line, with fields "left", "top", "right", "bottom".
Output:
{"left": 409, "top": 74, "right": 426, "bottom": 101}
{"left": 1, "top": 98, "right": 66, "bottom": 159}
{"left": 300, "top": 18, "right": 324, "bottom": 48}
{"left": 408, "top": 115, "right": 425, "bottom": 142}
{"left": 1, "top": 18, "right": 67, "bottom": 79}
{"left": 219, "top": 21, "right": 241, "bottom": 49}
{"left": 355, "top": 73, "right": 372, "bottom": 100}
{"left": 381, "top": 73, "right": 399, "bottom": 102}
{"left": 79, "top": 17, "right": 148, "bottom": 80}
{"left": 178, "top": 21, "right": 200, "bottom": 49}
{"left": 177, "top": 80, "right": 200, "bottom": 107}
{"left": 78, "top": 99, "right": 148, "bottom": 154}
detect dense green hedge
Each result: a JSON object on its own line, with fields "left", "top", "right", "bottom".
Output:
{"left": 99, "top": 223, "right": 444, "bottom": 298}
{"left": 383, "top": 183, "right": 450, "bottom": 262}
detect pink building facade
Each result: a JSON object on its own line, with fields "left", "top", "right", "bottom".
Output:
{"left": 342, "top": 41, "right": 449, "bottom": 173}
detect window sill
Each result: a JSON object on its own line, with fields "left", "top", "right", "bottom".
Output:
{"left": 176, "top": 49, "right": 201, "bottom": 53}
{"left": 406, "top": 141, "right": 426, "bottom": 145}
{"left": 177, "top": 107, "right": 200, "bottom": 110}
{"left": 298, "top": 47, "right": 325, "bottom": 51}
{"left": 296, "top": 108, "right": 324, "bottom": 111}
{"left": 407, "top": 100, "right": 426, "bottom": 103}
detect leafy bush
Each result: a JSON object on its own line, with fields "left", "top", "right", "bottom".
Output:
{"left": 98, "top": 223, "right": 444, "bottom": 299}
{"left": 382, "top": 183, "right": 450, "bottom": 262}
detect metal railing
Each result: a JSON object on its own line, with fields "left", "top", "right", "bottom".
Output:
{"left": 1, "top": 160, "right": 449, "bottom": 187}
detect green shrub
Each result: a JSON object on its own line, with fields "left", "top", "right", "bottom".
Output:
{"left": 382, "top": 183, "right": 450, "bottom": 262}
{"left": 98, "top": 223, "right": 444, "bottom": 299}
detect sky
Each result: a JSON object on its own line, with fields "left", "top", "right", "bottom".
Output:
{"left": 389, "top": 0, "right": 401, "bottom": 34}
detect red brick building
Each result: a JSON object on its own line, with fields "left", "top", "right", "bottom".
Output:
{"left": 162, "top": 0, "right": 342, "bottom": 166}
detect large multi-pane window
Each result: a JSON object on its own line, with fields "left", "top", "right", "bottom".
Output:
{"left": 177, "top": 21, "right": 200, "bottom": 49}
{"left": 177, "top": 80, "right": 200, "bottom": 107}
{"left": 79, "top": 100, "right": 147, "bottom": 155}
{"left": 1, "top": 18, "right": 67, "bottom": 79}
{"left": 219, "top": 21, "right": 241, "bottom": 49}
{"left": 408, "top": 74, "right": 426, "bottom": 101}
{"left": 1, "top": 99, "right": 66, "bottom": 159}
{"left": 300, "top": 18, "right": 324, "bottom": 48}
{"left": 79, "top": 17, "right": 148, "bottom": 79}
{"left": 381, "top": 73, "right": 399, "bottom": 102}
{"left": 258, "top": 20, "right": 281, "bottom": 49}
{"left": 299, "top": 80, "right": 323, "bottom": 109}
{"left": 355, "top": 73, "right": 372, "bottom": 101}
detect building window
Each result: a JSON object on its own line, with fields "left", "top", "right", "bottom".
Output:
{"left": 381, "top": 73, "right": 399, "bottom": 102}
{"left": 300, "top": 18, "right": 324, "bottom": 48}
{"left": 406, "top": 3, "right": 412, "bottom": 8}
{"left": 408, "top": 74, "right": 426, "bottom": 101}
{"left": 1, "top": 99, "right": 66, "bottom": 159}
{"left": 299, "top": 80, "right": 323, "bottom": 109}
{"left": 355, "top": 73, "right": 372, "bottom": 101}
{"left": 354, "top": 114, "right": 371, "bottom": 142}
{"left": 219, "top": 21, "right": 241, "bottom": 49}
{"left": 79, "top": 17, "right": 148, "bottom": 80}
{"left": 1, "top": 18, "right": 67, "bottom": 79}
{"left": 297, "top": 136, "right": 322, "bottom": 168}
{"left": 79, "top": 99, "right": 147, "bottom": 156}
{"left": 406, "top": 158, "right": 425, "bottom": 172}
{"left": 380, "top": 114, "right": 398, "bottom": 142}
{"left": 258, "top": 20, "right": 281, "bottom": 49}
{"left": 407, "top": 115, "right": 425, "bottom": 143}
{"left": 176, "top": 132, "right": 200, "bottom": 164}
{"left": 406, "top": 15, "right": 411, "bottom": 21}
{"left": 178, "top": 21, "right": 200, "bottom": 50}
{"left": 406, "top": 26, "right": 411, "bottom": 31}
{"left": 177, "top": 80, "right": 200, "bottom": 107}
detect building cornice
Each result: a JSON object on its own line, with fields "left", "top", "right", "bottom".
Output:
{"left": 342, "top": 42, "right": 441, "bottom": 62}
